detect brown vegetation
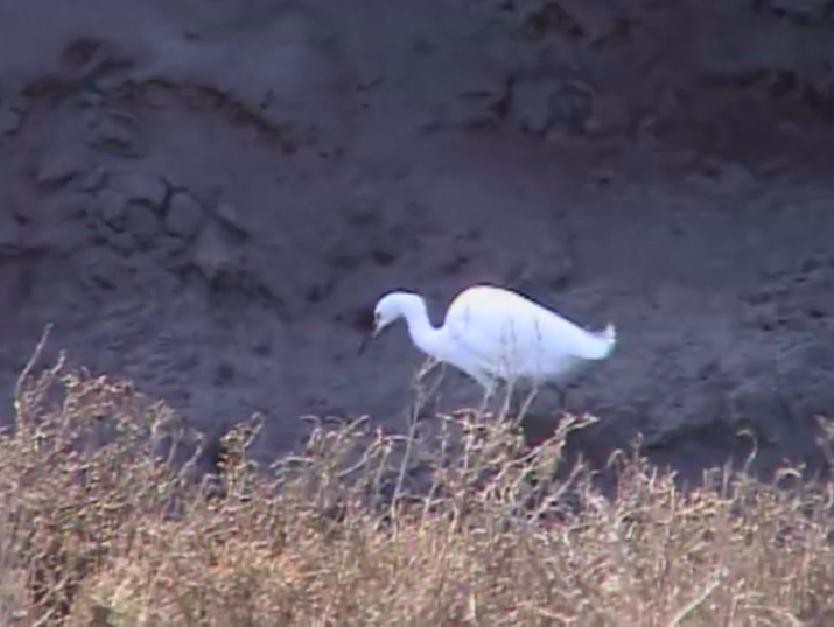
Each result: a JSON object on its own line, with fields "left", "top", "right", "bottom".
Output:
{"left": 0, "top": 331, "right": 831, "bottom": 626}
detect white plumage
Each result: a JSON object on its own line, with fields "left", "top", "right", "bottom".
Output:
{"left": 362, "top": 284, "right": 617, "bottom": 397}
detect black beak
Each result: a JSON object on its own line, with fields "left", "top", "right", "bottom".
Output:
{"left": 358, "top": 323, "right": 380, "bottom": 355}
{"left": 359, "top": 312, "right": 383, "bottom": 355}
{"left": 358, "top": 332, "right": 373, "bottom": 355}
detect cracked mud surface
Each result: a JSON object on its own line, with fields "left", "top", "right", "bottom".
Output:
{"left": 0, "top": 0, "right": 830, "bottom": 482}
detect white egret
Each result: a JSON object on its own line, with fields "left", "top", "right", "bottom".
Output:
{"left": 360, "top": 284, "right": 617, "bottom": 403}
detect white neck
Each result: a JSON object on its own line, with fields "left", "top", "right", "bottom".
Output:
{"left": 395, "top": 294, "right": 444, "bottom": 359}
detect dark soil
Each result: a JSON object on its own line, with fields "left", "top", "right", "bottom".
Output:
{"left": 0, "top": 0, "right": 830, "bottom": 484}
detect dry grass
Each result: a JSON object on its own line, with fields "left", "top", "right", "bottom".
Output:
{"left": 0, "top": 331, "right": 831, "bottom": 626}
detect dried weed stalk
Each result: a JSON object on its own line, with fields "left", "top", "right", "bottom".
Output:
{"left": 0, "top": 334, "right": 830, "bottom": 626}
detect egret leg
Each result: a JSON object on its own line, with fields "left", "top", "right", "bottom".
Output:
{"left": 557, "top": 385, "right": 568, "bottom": 413}
{"left": 516, "top": 385, "right": 538, "bottom": 421}
{"left": 473, "top": 373, "right": 496, "bottom": 420}
{"left": 477, "top": 385, "right": 495, "bottom": 419}
{"left": 497, "top": 380, "right": 516, "bottom": 421}
{"left": 499, "top": 382, "right": 519, "bottom": 419}
{"left": 546, "top": 381, "right": 568, "bottom": 413}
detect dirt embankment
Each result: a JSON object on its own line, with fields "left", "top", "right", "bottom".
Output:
{"left": 0, "top": 0, "right": 830, "bottom": 481}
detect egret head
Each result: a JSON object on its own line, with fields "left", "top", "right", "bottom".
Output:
{"left": 358, "top": 290, "right": 421, "bottom": 353}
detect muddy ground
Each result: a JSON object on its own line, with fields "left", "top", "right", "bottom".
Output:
{"left": 0, "top": 0, "right": 830, "bottom": 483}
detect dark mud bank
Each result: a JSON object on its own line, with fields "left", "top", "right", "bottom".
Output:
{"left": 0, "top": 0, "right": 830, "bottom": 482}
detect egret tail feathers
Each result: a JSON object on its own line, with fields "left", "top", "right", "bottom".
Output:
{"left": 594, "top": 323, "right": 617, "bottom": 358}
{"left": 601, "top": 323, "right": 616, "bottom": 343}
